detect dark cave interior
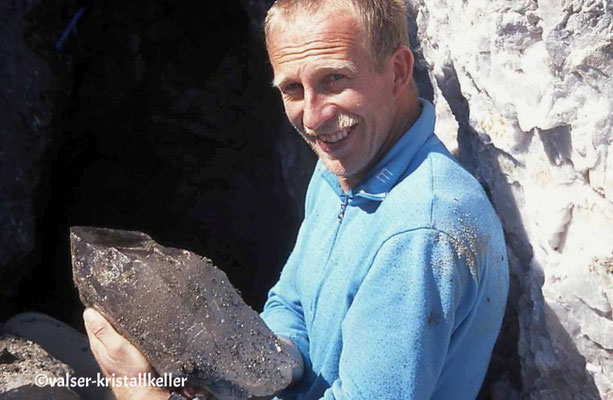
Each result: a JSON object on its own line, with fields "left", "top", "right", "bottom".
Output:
{"left": 4, "top": 0, "right": 311, "bottom": 329}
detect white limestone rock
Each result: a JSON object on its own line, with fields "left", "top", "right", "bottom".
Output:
{"left": 409, "top": 0, "right": 612, "bottom": 397}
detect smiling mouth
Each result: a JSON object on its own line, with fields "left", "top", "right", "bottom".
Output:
{"left": 317, "top": 124, "right": 356, "bottom": 145}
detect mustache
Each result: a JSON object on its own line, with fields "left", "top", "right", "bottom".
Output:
{"left": 293, "top": 113, "right": 359, "bottom": 136}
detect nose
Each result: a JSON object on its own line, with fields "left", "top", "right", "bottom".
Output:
{"left": 302, "top": 88, "right": 335, "bottom": 132}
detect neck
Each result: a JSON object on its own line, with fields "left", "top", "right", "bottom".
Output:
{"left": 338, "top": 96, "right": 422, "bottom": 193}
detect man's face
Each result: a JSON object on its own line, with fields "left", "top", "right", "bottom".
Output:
{"left": 268, "top": 9, "right": 398, "bottom": 185}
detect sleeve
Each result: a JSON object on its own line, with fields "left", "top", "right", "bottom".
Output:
{"left": 260, "top": 161, "right": 329, "bottom": 396}
{"left": 322, "top": 228, "right": 478, "bottom": 400}
{"left": 259, "top": 170, "right": 322, "bottom": 394}
{"left": 260, "top": 251, "right": 311, "bottom": 379}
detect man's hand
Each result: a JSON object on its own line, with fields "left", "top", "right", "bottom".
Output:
{"left": 83, "top": 308, "right": 170, "bottom": 400}
{"left": 277, "top": 336, "right": 304, "bottom": 389}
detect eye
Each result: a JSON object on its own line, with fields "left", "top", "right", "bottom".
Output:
{"left": 324, "top": 73, "right": 347, "bottom": 90}
{"left": 281, "top": 82, "right": 303, "bottom": 94}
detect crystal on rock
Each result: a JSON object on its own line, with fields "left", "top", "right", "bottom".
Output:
{"left": 70, "top": 226, "right": 293, "bottom": 400}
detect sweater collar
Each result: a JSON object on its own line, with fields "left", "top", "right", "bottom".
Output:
{"left": 319, "top": 98, "right": 436, "bottom": 201}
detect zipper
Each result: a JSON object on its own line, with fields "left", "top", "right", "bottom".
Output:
{"left": 310, "top": 195, "right": 349, "bottom": 320}
{"left": 337, "top": 195, "right": 349, "bottom": 222}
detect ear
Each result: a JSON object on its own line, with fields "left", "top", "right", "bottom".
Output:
{"left": 391, "top": 46, "right": 414, "bottom": 97}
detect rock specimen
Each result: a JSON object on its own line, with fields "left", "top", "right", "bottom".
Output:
{"left": 408, "top": 0, "right": 613, "bottom": 397}
{"left": 0, "top": 333, "right": 79, "bottom": 400}
{"left": 70, "top": 226, "right": 294, "bottom": 399}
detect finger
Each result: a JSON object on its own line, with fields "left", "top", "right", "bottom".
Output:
{"left": 83, "top": 308, "right": 129, "bottom": 368}
{"left": 83, "top": 310, "right": 114, "bottom": 374}
{"left": 84, "top": 308, "right": 156, "bottom": 375}
{"left": 181, "top": 382, "right": 210, "bottom": 398}
{"left": 83, "top": 308, "right": 120, "bottom": 346}
{"left": 85, "top": 325, "right": 106, "bottom": 360}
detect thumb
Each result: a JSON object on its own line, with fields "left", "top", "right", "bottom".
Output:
{"left": 83, "top": 307, "right": 155, "bottom": 379}
{"left": 83, "top": 308, "right": 114, "bottom": 343}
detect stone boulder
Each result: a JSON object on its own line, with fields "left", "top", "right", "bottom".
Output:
{"left": 71, "top": 226, "right": 295, "bottom": 399}
{"left": 0, "top": 333, "right": 79, "bottom": 400}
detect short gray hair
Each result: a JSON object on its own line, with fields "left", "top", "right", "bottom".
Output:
{"left": 265, "top": 0, "right": 409, "bottom": 68}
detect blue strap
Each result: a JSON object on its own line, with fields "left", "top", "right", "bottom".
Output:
{"left": 56, "top": 7, "right": 87, "bottom": 51}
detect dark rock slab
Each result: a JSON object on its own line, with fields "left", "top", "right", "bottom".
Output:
{"left": 70, "top": 226, "right": 294, "bottom": 399}
{"left": 0, "top": 334, "right": 79, "bottom": 400}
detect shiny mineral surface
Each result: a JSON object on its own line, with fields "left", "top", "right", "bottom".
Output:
{"left": 70, "top": 226, "right": 293, "bottom": 399}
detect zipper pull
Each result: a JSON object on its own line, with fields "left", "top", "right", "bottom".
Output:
{"left": 338, "top": 197, "right": 348, "bottom": 222}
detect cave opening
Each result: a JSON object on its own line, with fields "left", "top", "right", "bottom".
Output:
{"left": 7, "top": 0, "right": 305, "bottom": 329}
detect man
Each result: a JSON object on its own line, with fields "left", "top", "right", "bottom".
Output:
{"left": 84, "top": 0, "right": 509, "bottom": 399}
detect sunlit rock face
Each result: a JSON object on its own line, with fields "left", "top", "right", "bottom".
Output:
{"left": 70, "top": 227, "right": 295, "bottom": 400}
{"left": 410, "top": 0, "right": 612, "bottom": 397}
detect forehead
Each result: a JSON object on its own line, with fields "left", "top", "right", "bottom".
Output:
{"left": 268, "top": 10, "right": 369, "bottom": 77}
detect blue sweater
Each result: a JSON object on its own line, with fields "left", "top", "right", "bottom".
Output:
{"left": 261, "top": 99, "right": 509, "bottom": 399}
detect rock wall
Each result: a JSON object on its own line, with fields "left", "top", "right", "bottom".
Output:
{"left": 0, "top": 0, "right": 75, "bottom": 313}
{"left": 409, "top": 0, "right": 613, "bottom": 398}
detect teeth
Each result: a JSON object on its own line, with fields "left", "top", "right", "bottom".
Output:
{"left": 320, "top": 127, "right": 352, "bottom": 144}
